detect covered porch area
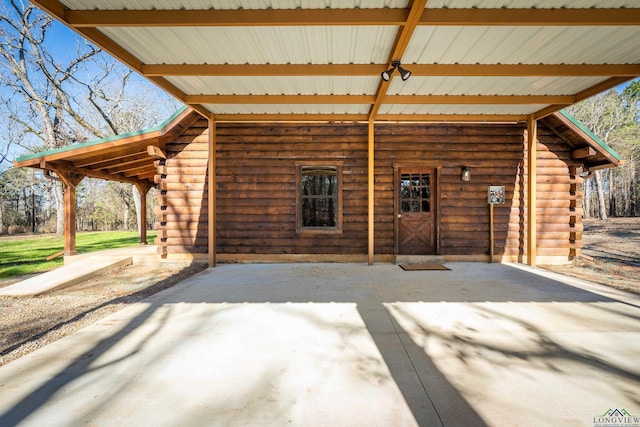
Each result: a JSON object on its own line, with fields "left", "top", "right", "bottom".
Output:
{"left": 13, "top": 107, "right": 200, "bottom": 258}
{"left": 0, "top": 262, "right": 638, "bottom": 426}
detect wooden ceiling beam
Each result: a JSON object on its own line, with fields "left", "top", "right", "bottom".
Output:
{"left": 375, "top": 114, "right": 528, "bottom": 122}
{"left": 87, "top": 153, "right": 151, "bottom": 170}
{"left": 26, "top": 2, "right": 201, "bottom": 119}
{"left": 14, "top": 138, "right": 149, "bottom": 166}
{"left": 186, "top": 94, "right": 573, "bottom": 105}
{"left": 573, "top": 146, "right": 598, "bottom": 159}
{"left": 213, "top": 114, "right": 369, "bottom": 122}
{"left": 141, "top": 64, "right": 384, "bottom": 77}
{"left": 30, "top": 2, "right": 194, "bottom": 113}
{"left": 387, "top": 95, "right": 574, "bottom": 105}
{"left": 135, "top": 171, "right": 158, "bottom": 181}
{"left": 105, "top": 159, "right": 154, "bottom": 174}
{"left": 124, "top": 166, "right": 157, "bottom": 178}
{"left": 45, "top": 160, "right": 151, "bottom": 186}
{"left": 76, "top": 151, "right": 148, "bottom": 168}
{"left": 141, "top": 63, "right": 640, "bottom": 77}
{"left": 211, "top": 113, "right": 527, "bottom": 123}
{"left": 63, "top": 8, "right": 640, "bottom": 27}
{"left": 369, "top": 0, "right": 429, "bottom": 121}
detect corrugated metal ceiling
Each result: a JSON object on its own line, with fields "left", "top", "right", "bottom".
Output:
{"left": 61, "top": 0, "right": 636, "bottom": 9}
{"left": 43, "top": 0, "right": 640, "bottom": 121}
{"left": 166, "top": 76, "right": 380, "bottom": 96}
{"left": 62, "top": 0, "right": 409, "bottom": 10}
{"left": 405, "top": 27, "right": 640, "bottom": 65}
{"left": 387, "top": 76, "right": 609, "bottom": 96}
{"left": 102, "top": 26, "right": 398, "bottom": 65}
{"left": 427, "top": 0, "right": 636, "bottom": 8}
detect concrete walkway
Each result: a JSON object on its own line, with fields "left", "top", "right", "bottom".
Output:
{"left": 0, "top": 245, "right": 158, "bottom": 297}
{"left": 0, "top": 263, "right": 638, "bottom": 426}
{"left": 0, "top": 256, "right": 132, "bottom": 296}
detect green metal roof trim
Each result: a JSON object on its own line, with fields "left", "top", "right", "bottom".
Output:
{"left": 558, "top": 109, "right": 623, "bottom": 162}
{"left": 15, "top": 105, "right": 188, "bottom": 163}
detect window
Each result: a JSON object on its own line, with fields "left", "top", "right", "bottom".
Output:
{"left": 297, "top": 163, "right": 342, "bottom": 233}
{"left": 400, "top": 173, "right": 431, "bottom": 213}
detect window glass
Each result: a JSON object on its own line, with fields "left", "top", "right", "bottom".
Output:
{"left": 400, "top": 173, "right": 430, "bottom": 213}
{"left": 300, "top": 166, "right": 338, "bottom": 228}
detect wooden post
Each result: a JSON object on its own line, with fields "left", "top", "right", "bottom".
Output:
{"left": 367, "top": 120, "right": 375, "bottom": 265}
{"left": 135, "top": 183, "right": 150, "bottom": 245}
{"left": 64, "top": 183, "right": 78, "bottom": 256}
{"left": 489, "top": 203, "right": 494, "bottom": 263}
{"left": 54, "top": 170, "right": 83, "bottom": 257}
{"left": 527, "top": 115, "right": 538, "bottom": 266}
{"left": 208, "top": 115, "right": 217, "bottom": 267}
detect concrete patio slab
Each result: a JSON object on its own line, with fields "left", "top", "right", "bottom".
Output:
{"left": 0, "top": 262, "right": 638, "bottom": 427}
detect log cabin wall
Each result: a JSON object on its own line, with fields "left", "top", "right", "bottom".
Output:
{"left": 154, "top": 120, "right": 583, "bottom": 263}
{"left": 215, "top": 123, "right": 370, "bottom": 260}
{"left": 154, "top": 117, "right": 210, "bottom": 259}
{"left": 374, "top": 123, "right": 527, "bottom": 260}
{"left": 536, "top": 125, "right": 584, "bottom": 262}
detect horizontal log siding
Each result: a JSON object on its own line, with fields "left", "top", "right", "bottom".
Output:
{"left": 215, "top": 123, "right": 369, "bottom": 256}
{"left": 374, "top": 123, "right": 527, "bottom": 257}
{"left": 154, "top": 118, "right": 210, "bottom": 257}
{"left": 155, "top": 120, "right": 582, "bottom": 260}
{"left": 535, "top": 126, "right": 584, "bottom": 259}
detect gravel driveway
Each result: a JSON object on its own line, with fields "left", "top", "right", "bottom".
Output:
{"left": 0, "top": 263, "right": 206, "bottom": 366}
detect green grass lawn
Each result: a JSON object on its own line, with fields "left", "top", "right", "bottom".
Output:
{"left": 0, "top": 231, "right": 157, "bottom": 279}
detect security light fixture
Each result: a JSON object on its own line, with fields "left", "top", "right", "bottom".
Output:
{"left": 381, "top": 60, "right": 412, "bottom": 81}
{"left": 397, "top": 65, "right": 412, "bottom": 81}
{"left": 381, "top": 62, "right": 397, "bottom": 81}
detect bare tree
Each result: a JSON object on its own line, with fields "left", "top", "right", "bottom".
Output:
{"left": 1, "top": 1, "right": 180, "bottom": 236}
{"left": 567, "top": 87, "right": 640, "bottom": 219}
{"left": 1, "top": 1, "right": 100, "bottom": 235}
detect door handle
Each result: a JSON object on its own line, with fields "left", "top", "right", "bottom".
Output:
{"left": 397, "top": 214, "right": 402, "bottom": 218}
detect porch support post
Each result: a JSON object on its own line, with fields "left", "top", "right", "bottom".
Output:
{"left": 54, "top": 170, "right": 83, "bottom": 257}
{"left": 208, "top": 115, "right": 217, "bottom": 267}
{"left": 64, "top": 183, "right": 77, "bottom": 256}
{"left": 135, "top": 183, "right": 151, "bottom": 245}
{"left": 527, "top": 115, "right": 538, "bottom": 266}
{"left": 367, "top": 120, "right": 375, "bottom": 265}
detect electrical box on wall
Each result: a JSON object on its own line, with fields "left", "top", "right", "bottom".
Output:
{"left": 488, "top": 186, "right": 505, "bottom": 205}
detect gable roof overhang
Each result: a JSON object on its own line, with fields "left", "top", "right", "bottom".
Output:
{"left": 29, "top": 0, "right": 640, "bottom": 124}
{"left": 13, "top": 107, "right": 200, "bottom": 187}
{"left": 541, "top": 110, "right": 624, "bottom": 171}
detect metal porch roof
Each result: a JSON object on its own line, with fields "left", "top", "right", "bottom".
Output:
{"left": 13, "top": 107, "right": 200, "bottom": 187}
{"left": 30, "top": 0, "right": 640, "bottom": 123}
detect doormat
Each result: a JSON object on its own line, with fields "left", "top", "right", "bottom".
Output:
{"left": 399, "top": 264, "right": 450, "bottom": 271}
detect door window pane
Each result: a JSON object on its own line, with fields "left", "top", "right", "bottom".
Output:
{"left": 400, "top": 173, "right": 431, "bottom": 213}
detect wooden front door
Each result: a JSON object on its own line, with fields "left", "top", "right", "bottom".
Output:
{"left": 396, "top": 168, "right": 437, "bottom": 255}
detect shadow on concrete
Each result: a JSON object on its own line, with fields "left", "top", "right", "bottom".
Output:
{"left": 0, "top": 262, "right": 638, "bottom": 426}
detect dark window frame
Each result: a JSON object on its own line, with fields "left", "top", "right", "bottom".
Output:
{"left": 296, "top": 161, "right": 343, "bottom": 235}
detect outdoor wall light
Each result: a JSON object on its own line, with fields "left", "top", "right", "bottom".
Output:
{"left": 381, "top": 60, "right": 412, "bottom": 81}
{"left": 461, "top": 166, "right": 471, "bottom": 182}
